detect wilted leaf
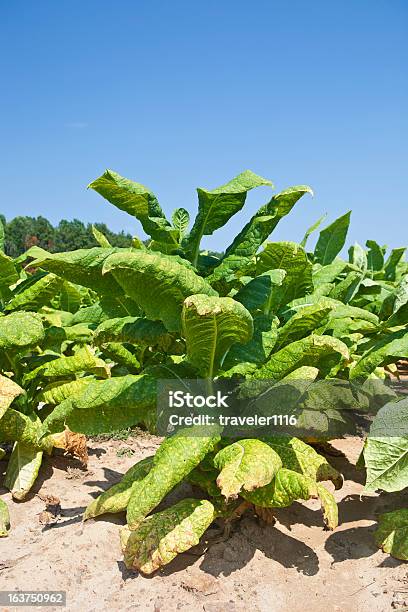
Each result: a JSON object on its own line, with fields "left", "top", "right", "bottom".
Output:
{"left": 122, "top": 498, "right": 216, "bottom": 574}
{"left": 0, "top": 375, "right": 24, "bottom": 420}
{"left": 374, "top": 509, "right": 408, "bottom": 560}
{"left": 127, "top": 429, "right": 221, "bottom": 529}
{"left": 103, "top": 250, "right": 217, "bottom": 332}
{"left": 241, "top": 468, "right": 318, "bottom": 507}
{"left": 214, "top": 439, "right": 282, "bottom": 499}
{"left": 4, "top": 442, "right": 43, "bottom": 500}
{"left": 84, "top": 456, "right": 153, "bottom": 519}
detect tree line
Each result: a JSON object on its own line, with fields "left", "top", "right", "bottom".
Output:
{"left": 0, "top": 215, "right": 133, "bottom": 257}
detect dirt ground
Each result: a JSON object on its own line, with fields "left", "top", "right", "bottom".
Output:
{"left": 1, "top": 435, "right": 407, "bottom": 612}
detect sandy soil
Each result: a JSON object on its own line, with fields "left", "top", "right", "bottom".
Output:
{"left": 1, "top": 435, "right": 407, "bottom": 612}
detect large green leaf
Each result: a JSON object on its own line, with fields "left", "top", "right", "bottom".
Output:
{"left": 0, "top": 498, "right": 10, "bottom": 537}
{"left": 314, "top": 212, "right": 351, "bottom": 265}
{"left": 5, "top": 273, "right": 63, "bottom": 312}
{"left": 364, "top": 398, "right": 408, "bottom": 492}
{"left": 252, "top": 335, "right": 349, "bottom": 380}
{"left": 182, "top": 294, "right": 253, "bottom": 377}
{"left": 24, "top": 346, "right": 103, "bottom": 383}
{"left": 374, "top": 509, "right": 408, "bottom": 560}
{"left": 84, "top": 456, "right": 154, "bottom": 519}
{"left": 0, "top": 311, "right": 44, "bottom": 350}
{"left": 256, "top": 242, "right": 313, "bottom": 310}
{"left": 126, "top": 430, "right": 221, "bottom": 529}
{"left": 0, "top": 375, "right": 24, "bottom": 420}
{"left": 30, "top": 247, "right": 125, "bottom": 294}
{"left": 183, "top": 170, "right": 274, "bottom": 265}
{"left": 210, "top": 186, "right": 313, "bottom": 282}
{"left": 40, "top": 374, "right": 157, "bottom": 437}
{"left": 38, "top": 378, "right": 94, "bottom": 406}
{"left": 274, "top": 302, "right": 334, "bottom": 350}
{"left": 103, "top": 250, "right": 217, "bottom": 332}
{"left": 122, "top": 498, "right": 216, "bottom": 574}
{"left": 4, "top": 442, "right": 43, "bottom": 500}
{"left": 213, "top": 439, "right": 282, "bottom": 500}
{"left": 89, "top": 170, "right": 177, "bottom": 245}
{"left": 350, "top": 329, "right": 408, "bottom": 380}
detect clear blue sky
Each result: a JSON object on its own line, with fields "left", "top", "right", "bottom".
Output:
{"left": 1, "top": 0, "right": 407, "bottom": 252}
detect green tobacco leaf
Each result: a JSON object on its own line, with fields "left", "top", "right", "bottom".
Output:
{"left": 25, "top": 346, "right": 102, "bottom": 383}
{"left": 0, "top": 312, "right": 44, "bottom": 350}
{"left": 234, "top": 270, "right": 286, "bottom": 313}
{"left": 184, "top": 170, "right": 274, "bottom": 265}
{"left": 241, "top": 468, "right": 318, "bottom": 508}
{"left": 89, "top": 170, "right": 176, "bottom": 245}
{"left": 0, "top": 498, "right": 10, "bottom": 537}
{"left": 314, "top": 212, "right": 351, "bottom": 265}
{"left": 4, "top": 442, "right": 43, "bottom": 500}
{"left": 364, "top": 398, "right": 408, "bottom": 492}
{"left": 94, "top": 316, "right": 172, "bottom": 349}
{"left": 274, "top": 302, "right": 334, "bottom": 351}
{"left": 252, "top": 335, "right": 349, "bottom": 381}
{"left": 374, "top": 509, "right": 408, "bottom": 560}
{"left": 84, "top": 456, "right": 153, "bottom": 519}
{"left": 5, "top": 273, "right": 63, "bottom": 312}
{"left": 0, "top": 375, "right": 24, "bottom": 420}
{"left": 300, "top": 212, "right": 326, "bottom": 248}
{"left": 103, "top": 250, "right": 217, "bottom": 332}
{"left": 256, "top": 242, "right": 313, "bottom": 310}
{"left": 31, "top": 247, "right": 125, "bottom": 294}
{"left": 39, "top": 378, "right": 94, "bottom": 406}
{"left": 40, "top": 374, "right": 157, "bottom": 437}
{"left": 350, "top": 328, "right": 408, "bottom": 380}
{"left": 366, "top": 240, "right": 385, "bottom": 272}
{"left": 316, "top": 483, "right": 338, "bottom": 530}
{"left": 182, "top": 294, "right": 253, "bottom": 377}
{"left": 122, "top": 498, "right": 216, "bottom": 574}
{"left": 384, "top": 248, "right": 406, "bottom": 281}
{"left": 212, "top": 185, "right": 313, "bottom": 280}
{"left": 214, "top": 439, "right": 282, "bottom": 500}
{"left": 172, "top": 208, "right": 190, "bottom": 239}
{"left": 126, "top": 429, "right": 221, "bottom": 529}
{"left": 264, "top": 437, "right": 342, "bottom": 489}
{"left": 329, "top": 271, "right": 362, "bottom": 303}
{"left": 92, "top": 224, "right": 111, "bottom": 248}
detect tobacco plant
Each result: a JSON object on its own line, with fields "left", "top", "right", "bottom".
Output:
{"left": 0, "top": 172, "right": 407, "bottom": 570}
